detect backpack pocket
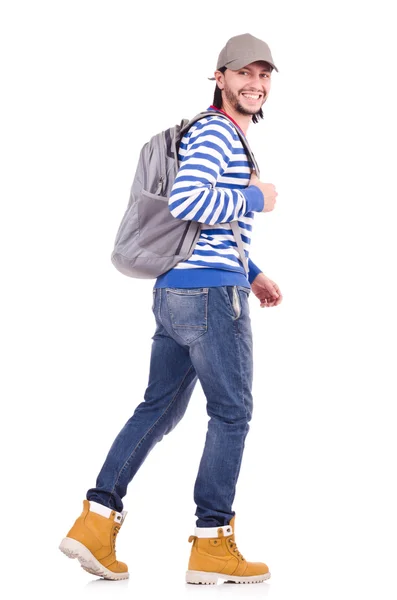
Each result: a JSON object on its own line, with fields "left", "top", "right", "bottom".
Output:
{"left": 137, "top": 190, "right": 191, "bottom": 256}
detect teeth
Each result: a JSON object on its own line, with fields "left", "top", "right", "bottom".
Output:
{"left": 242, "top": 94, "right": 260, "bottom": 100}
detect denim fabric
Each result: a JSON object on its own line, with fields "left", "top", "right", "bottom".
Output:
{"left": 86, "top": 285, "right": 254, "bottom": 527}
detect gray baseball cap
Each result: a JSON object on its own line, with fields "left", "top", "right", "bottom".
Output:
{"left": 208, "top": 33, "right": 278, "bottom": 80}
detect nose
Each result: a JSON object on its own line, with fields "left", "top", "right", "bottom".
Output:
{"left": 247, "top": 73, "right": 266, "bottom": 91}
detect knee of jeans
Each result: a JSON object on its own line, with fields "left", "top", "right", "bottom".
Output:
{"left": 163, "top": 416, "right": 180, "bottom": 436}
{"left": 162, "top": 403, "right": 189, "bottom": 435}
{"left": 246, "top": 400, "right": 253, "bottom": 422}
{"left": 209, "top": 405, "right": 251, "bottom": 425}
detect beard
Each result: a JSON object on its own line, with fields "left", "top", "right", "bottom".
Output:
{"left": 224, "top": 84, "right": 265, "bottom": 116}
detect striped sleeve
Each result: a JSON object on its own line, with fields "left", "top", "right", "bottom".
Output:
{"left": 168, "top": 118, "right": 264, "bottom": 225}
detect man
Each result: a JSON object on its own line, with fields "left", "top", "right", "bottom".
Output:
{"left": 59, "top": 33, "right": 283, "bottom": 585}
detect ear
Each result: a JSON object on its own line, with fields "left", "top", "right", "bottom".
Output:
{"left": 214, "top": 70, "right": 225, "bottom": 90}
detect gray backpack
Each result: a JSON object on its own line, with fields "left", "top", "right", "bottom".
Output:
{"left": 111, "top": 110, "right": 260, "bottom": 279}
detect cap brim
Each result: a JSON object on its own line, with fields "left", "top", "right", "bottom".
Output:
{"left": 225, "top": 56, "right": 278, "bottom": 72}
{"left": 207, "top": 57, "right": 278, "bottom": 80}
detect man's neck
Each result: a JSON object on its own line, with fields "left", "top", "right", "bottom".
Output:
{"left": 218, "top": 102, "right": 252, "bottom": 136}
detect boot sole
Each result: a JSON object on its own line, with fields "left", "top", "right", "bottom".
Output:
{"left": 186, "top": 569, "right": 271, "bottom": 585}
{"left": 59, "top": 537, "right": 129, "bottom": 581}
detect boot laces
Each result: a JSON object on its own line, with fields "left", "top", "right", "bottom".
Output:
{"left": 112, "top": 525, "right": 120, "bottom": 552}
{"left": 228, "top": 538, "right": 245, "bottom": 561}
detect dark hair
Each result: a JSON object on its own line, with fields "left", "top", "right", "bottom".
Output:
{"left": 212, "top": 67, "right": 264, "bottom": 125}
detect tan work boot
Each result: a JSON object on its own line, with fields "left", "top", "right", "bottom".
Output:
{"left": 59, "top": 499, "right": 129, "bottom": 580}
{"left": 186, "top": 515, "right": 270, "bottom": 585}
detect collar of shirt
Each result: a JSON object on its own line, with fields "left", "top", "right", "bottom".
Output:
{"left": 208, "top": 105, "right": 245, "bottom": 137}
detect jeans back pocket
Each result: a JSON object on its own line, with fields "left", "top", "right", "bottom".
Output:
{"left": 166, "top": 288, "right": 208, "bottom": 344}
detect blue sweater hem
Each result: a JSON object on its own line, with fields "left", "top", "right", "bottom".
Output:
{"left": 154, "top": 268, "right": 251, "bottom": 289}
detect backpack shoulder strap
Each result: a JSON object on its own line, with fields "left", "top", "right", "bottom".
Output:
{"left": 179, "top": 110, "right": 260, "bottom": 176}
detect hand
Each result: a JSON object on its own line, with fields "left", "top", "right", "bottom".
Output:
{"left": 251, "top": 272, "right": 283, "bottom": 307}
{"left": 249, "top": 172, "right": 278, "bottom": 213}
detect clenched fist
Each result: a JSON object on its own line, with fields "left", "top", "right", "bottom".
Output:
{"left": 249, "top": 171, "right": 278, "bottom": 212}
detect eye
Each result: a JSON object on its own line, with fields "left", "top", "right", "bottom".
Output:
{"left": 239, "top": 71, "right": 249, "bottom": 76}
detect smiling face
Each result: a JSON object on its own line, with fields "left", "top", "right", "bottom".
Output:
{"left": 216, "top": 61, "right": 272, "bottom": 118}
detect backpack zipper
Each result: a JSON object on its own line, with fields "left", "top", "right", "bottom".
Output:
{"left": 157, "top": 132, "right": 166, "bottom": 194}
{"left": 155, "top": 177, "right": 164, "bottom": 195}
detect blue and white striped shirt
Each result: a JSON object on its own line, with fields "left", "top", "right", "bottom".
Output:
{"left": 154, "top": 109, "right": 264, "bottom": 289}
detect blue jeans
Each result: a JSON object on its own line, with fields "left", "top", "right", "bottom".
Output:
{"left": 87, "top": 285, "right": 254, "bottom": 527}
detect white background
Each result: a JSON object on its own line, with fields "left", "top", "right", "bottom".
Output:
{"left": 1, "top": 0, "right": 397, "bottom": 598}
